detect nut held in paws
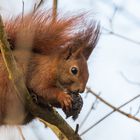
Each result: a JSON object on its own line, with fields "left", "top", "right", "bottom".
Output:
{"left": 63, "top": 93, "right": 83, "bottom": 120}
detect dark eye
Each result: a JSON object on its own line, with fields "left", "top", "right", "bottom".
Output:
{"left": 71, "top": 67, "right": 78, "bottom": 75}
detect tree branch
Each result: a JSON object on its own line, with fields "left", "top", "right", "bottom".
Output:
{"left": 0, "top": 15, "right": 82, "bottom": 140}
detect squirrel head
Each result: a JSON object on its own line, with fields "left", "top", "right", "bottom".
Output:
{"left": 56, "top": 47, "right": 89, "bottom": 94}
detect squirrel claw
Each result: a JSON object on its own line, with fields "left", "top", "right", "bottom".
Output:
{"left": 57, "top": 92, "right": 72, "bottom": 111}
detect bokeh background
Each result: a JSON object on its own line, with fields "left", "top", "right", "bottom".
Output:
{"left": 0, "top": 0, "right": 140, "bottom": 140}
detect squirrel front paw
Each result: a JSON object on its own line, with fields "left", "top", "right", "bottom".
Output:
{"left": 57, "top": 92, "right": 73, "bottom": 111}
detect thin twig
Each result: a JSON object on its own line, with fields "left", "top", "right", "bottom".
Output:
{"left": 52, "top": 0, "right": 58, "bottom": 22}
{"left": 80, "top": 87, "right": 140, "bottom": 136}
{"left": 79, "top": 92, "right": 100, "bottom": 130}
{"left": 120, "top": 71, "right": 140, "bottom": 86}
{"left": 102, "top": 27, "right": 140, "bottom": 45}
{"left": 22, "top": 0, "right": 24, "bottom": 20}
{"left": 109, "top": 3, "right": 118, "bottom": 30}
{"left": 134, "top": 105, "right": 140, "bottom": 116}
{"left": 100, "top": 0, "right": 140, "bottom": 26}
{"left": 17, "top": 126, "right": 25, "bottom": 140}
{"left": 33, "top": 0, "right": 44, "bottom": 12}
{"left": 80, "top": 108, "right": 114, "bottom": 136}
{"left": 75, "top": 124, "right": 79, "bottom": 134}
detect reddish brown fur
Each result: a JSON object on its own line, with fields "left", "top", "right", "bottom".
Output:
{"left": 0, "top": 11, "right": 100, "bottom": 124}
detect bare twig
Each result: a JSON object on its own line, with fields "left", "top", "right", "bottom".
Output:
{"left": 75, "top": 124, "right": 79, "bottom": 134}
{"left": 52, "top": 0, "right": 58, "bottom": 21}
{"left": 109, "top": 3, "right": 118, "bottom": 30}
{"left": 100, "top": 0, "right": 140, "bottom": 26}
{"left": 134, "top": 105, "right": 140, "bottom": 116}
{"left": 80, "top": 87, "right": 140, "bottom": 136}
{"left": 17, "top": 126, "right": 25, "bottom": 140}
{"left": 98, "top": 0, "right": 139, "bottom": 42}
{"left": 33, "top": 0, "right": 44, "bottom": 12}
{"left": 102, "top": 27, "right": 140, "bottom": 45}
{"left": 80, "top": 108, "right": 114, "bottom": 136}
{"left": 120, "top": 71, "right": 140, "bottom": 86}
{"left": 79, "top": 92, "right": 100, "bottom": 130}
{"left": 22, "top": 0, "right": 24, "bottom": 20}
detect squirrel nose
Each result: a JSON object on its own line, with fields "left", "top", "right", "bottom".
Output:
{"left": 72, "top": 90, "right": 79, "bottom": 94}
{"left": 72, "top": 89, "right": 85, "bottom": 94}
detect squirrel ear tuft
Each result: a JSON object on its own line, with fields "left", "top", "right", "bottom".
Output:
{"left": 82, "top": 24, "right": 100, "bottom": 60}
{"left": 60, "top": 45, "right": 73, "bottom": 60}
{"left": 82, "top": 45, "right": 95, "bottom": 60}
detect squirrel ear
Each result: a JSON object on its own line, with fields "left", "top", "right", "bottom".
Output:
{"left": 82, "top": 45, "right": 95, "bottom": 60}
{"left": 82, "top": 26, "right": 100, "bottom": 60}
{"left": 61, "top": 44, "right": 82, "bottom": 60}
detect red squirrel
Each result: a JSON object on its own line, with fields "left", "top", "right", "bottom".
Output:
{"left": 0, "top": 11, "right": 100, "bottom": 124}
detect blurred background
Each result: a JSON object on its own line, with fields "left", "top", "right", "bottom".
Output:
{"left": 0, "top": 0, "right": 140, "bottom": 140}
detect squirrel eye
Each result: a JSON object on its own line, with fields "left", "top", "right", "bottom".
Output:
{"left": 71, "top": 67, "right": 78, "bottom": 75}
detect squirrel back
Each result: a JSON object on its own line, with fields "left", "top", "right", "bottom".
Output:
{"left": 0, "top": 11, "right": 100, "bottom": 124}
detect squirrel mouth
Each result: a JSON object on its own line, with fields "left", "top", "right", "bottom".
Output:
{"left": 57, "top": 81, "right": 80, "bottom": 95}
